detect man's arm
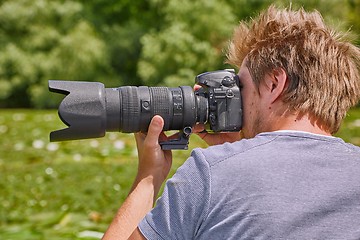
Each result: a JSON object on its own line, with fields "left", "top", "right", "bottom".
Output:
{"left": 102, "top": 115, "right": 173, "bottom": 240}
{"left": 102, "top": 177, "right": 153, "bottom": 240}
{"left": 102, "top": 114, "right": 241, "bottom": 240}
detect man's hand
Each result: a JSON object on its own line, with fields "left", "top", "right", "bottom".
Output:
{"left": 102, "top": 115, "right": 172, "bottom": 240}
{"left": 134, "top": 115, "right": 173, "bottom": 196}
{"left": 192, "top": 123, "right": 242, "bottom": 146}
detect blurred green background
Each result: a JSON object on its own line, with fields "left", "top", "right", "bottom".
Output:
{"left": 0, "top": 0, "right": 360, "bottom": 239}
{"left": 0, "top": 0, "right": 359, "bottom": 108}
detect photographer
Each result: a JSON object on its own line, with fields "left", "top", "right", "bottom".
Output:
{"left": 102, "top": 5, "right": 360, "bottom": 240}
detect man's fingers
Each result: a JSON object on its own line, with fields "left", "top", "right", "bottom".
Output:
{"left": 192, "top": 123, "right": 206, "bottom": 133}
{"left": 193, "top": 84, "right": 202, "bottom": 91}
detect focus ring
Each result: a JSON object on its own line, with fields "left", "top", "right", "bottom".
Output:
{"left": 150, "top": 87, "right": 171, "bottom": 129}
{"left": 122, "top": 86, "right": 140, "bottom": 132}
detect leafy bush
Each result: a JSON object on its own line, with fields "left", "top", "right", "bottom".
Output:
{"left": 0, "top": 0, "right": 107, "bottom": 108}
{"left": 0, "top": 0, "right": 359, "bottom": 108}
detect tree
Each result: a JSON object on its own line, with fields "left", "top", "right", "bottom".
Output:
{"left": 0, "top": 0, "right": 358, "bottom": 108}
{"left": 137, "top": 0, "right": 280, "bottom": 87}
{"left": 137, "top": 0, "right": 234, "bottom": 87}
{"left": 77, "top": 0, "right": 164, "bottom": 86}
{"left": 347, "top": 0, "right": 360, "bottom": 45}
{"left": 0, "top": 0, "right": 107, "bottom": 108}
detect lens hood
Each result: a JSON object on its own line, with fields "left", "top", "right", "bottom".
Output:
{"left": 48, "top": 80, "right": 107, "bottom": 141}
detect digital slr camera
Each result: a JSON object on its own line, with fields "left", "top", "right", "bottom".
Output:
{"left": 49, "top": 69, "right": 242, "bottom": 150}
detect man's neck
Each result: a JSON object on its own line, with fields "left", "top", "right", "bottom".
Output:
{"left": 269, "top": 112, "right": 332, "bottom": 136}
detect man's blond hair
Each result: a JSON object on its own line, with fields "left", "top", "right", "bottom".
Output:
{"left": 227, "top": 5, "right": 360, "bottom": 134}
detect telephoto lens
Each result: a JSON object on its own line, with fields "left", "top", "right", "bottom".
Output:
{"left": 48, "top": 81, "right": 208, "bottom": 143}
{"left": 49, "top": 69, "right": 242, "bottom": 150}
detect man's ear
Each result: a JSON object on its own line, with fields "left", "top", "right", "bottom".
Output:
{"left": 262, "top": 68, "right": 288, "bottom": 104}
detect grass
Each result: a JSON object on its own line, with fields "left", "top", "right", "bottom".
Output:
{"left": 0, "top": 108, "right": 360, "bottom": 239}
{"left": 0, "top": 109, "right": 206, "bottom": 240}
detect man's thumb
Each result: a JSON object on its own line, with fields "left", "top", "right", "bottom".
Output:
{"left": 146, "top": 115, "right": 164, "bottom": 143}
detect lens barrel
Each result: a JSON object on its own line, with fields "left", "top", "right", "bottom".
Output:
{"left": 49, "top": 80, "right": 208, "bottom": 142}
{"left": 106, "top": 86, "right": 208, "bottom": 133}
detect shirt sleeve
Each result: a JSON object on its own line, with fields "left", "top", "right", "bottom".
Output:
{"left": 138, "top": 149, "right": 211, "bottom": 239}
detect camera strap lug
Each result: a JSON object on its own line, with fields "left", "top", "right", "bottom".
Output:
{"left": 160, "top": 126, "right": 192, "bottom": 150}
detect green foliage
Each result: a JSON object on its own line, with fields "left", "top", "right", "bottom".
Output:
{"left": 138, "top": 22, "right": 221, "bottom": 86}
{"left": 0, "top": 109, "right": 359, "bottom": 239}
{"left": 0, "top": 0, "right": 107, "bottom": 108}
{"left": 0, "top": 0, "right": 359, "bottom": 108}
{"left": 101, "top": 21, "right": 147, "bottom": 86}
{"left": 77, "top": 0, "right": 165, "bottom": 87}
{"left": 348, "top": 0, "right": 360, "bottom": 44}
{"left": 0, "top": 109, "right": 205, "bottom": 239}
{"left": 138, "top": 0, "right": 234, "bottom": 87}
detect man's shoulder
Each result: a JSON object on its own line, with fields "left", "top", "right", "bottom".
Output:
{"left": 194, "top": 131, "right": 360, "bottom": 167}
{"left": 194, "top": 133, "right": 279, "bottom": 167}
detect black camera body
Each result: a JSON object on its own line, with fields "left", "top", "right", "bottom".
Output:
{"left": 49, "top": 69, "right": 242, "bottom": 150}
{"left": 195, "top": 69, "right": 242, "bottom": 132}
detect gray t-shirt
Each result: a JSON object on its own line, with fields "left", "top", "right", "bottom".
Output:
{"left": 139, "top": 131, "right": 360, "bottom": 239}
